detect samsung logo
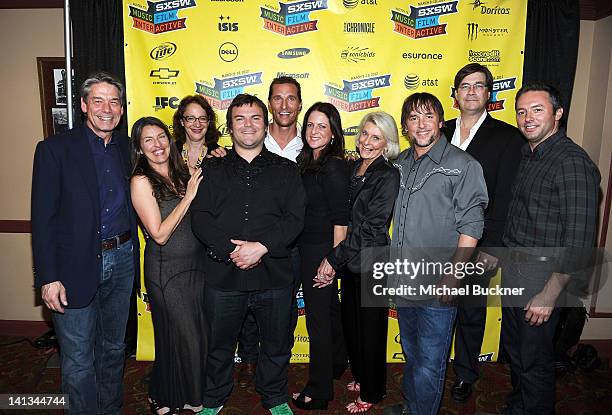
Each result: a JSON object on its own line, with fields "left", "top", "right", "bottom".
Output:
{"left": 277, "top": 48, "right": 310, "bottom": 59}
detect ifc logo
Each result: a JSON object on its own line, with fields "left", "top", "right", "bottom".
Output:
{"left": 344, "top": 0, "right": 359, "bottom": 8}
{"left": 404, "top": 73, "right": 420, "bottom": 90}
{"left": 219, "top": 42, "right": 238, "bottom": 62}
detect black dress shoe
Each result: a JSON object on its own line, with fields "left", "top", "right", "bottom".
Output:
{"left": 382, "top": 402, "right": 411, "bottom": 415}
{"left": 237, "top": 362, "right": 256, "bottom": 388}
{"left": 451, "top": 378, "right": 472, "bottom": 402}
{"left": 291, "top": 393, "right": 329, "bottom": 410}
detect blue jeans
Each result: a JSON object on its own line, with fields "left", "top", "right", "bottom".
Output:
{"left": 203, "top": 285, "right": 293, "bottom": 410}
{"left": 53, "top": 240, "right": 134, "bottom": 415}
{"left": 397, "top": 304, "right": 457, "bottom": 415}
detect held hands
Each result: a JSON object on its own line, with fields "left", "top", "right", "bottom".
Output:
{"left": 314, "top": 257, "right": 336, "bottom": 288}
{"left": 230, "top": 239, "right": 267, "bottom": 269}
{"left": 41, "top": 281, "right": 68, "bottom": 313}
{"left": 185, "top": 169, "right": 204, "bottom": 202}
{"left": 524, "top": 291, "right": 555, "bottom": 326}
{"left": 436, "top": 274, "right": 461, "bottom": 304}
{"left": 210, "top": 147, "right": 228, "bottom": 158}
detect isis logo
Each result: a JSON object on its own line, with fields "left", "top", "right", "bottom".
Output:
{"left": 218, "top": 15, "right": 239, "bottom": 32}
{"left": 404, "top": 74, "right": 419, "bottom": 90}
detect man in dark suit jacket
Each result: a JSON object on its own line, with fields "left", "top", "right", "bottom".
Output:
{"left": 443, "top": 63, "right": 524, "bottom": 402}
{"left": 31, "top": 72, "right": 140, "bottom": 414}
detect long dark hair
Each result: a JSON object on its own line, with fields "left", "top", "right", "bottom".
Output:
{"left": 172, "top": 95, "right": 221, "bottom": 147}
{"left": 131, "top": 116, "right": 189, "bottom": 201}
{"left": 297, "top": 102, "right": 345, "bottom": 172}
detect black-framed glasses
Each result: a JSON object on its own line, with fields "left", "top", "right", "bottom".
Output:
{"left": 183, "top": 115, "right": 209, "bottom": 124}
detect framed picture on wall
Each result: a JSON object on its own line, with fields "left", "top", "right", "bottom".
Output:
{"left": 37, "top": 57, "right": 74, "bottom": 137}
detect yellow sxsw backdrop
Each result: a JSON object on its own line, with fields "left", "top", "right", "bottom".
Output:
{"left": 126, "top": 0, "right": 526, "bottom": 362}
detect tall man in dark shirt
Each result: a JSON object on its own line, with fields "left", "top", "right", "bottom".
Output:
{"left": 192, "top": 94, "right": 305, "bottom": 415}
{"left": 31, "top": 72, "right": 140, "bottom": 414}
{"left": 443, "top": 63, "right": 525, "bottom": 402}
{"left": 501, "top": 84, "right": 600, "bottom": 414}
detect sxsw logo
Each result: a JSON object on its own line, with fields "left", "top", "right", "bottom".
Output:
{"left": 195, "top": 72, "right": 263, "bottom": 110}
{"left": 324, "top": 74, "right": 391, "bottom": 112}
{"left": 129, "top": 0, "right": 196, "bottom": 34}
{"left": 392, "top": 1, "right": 458, "bottom": 39}
{"left": 260, "top": 0, "right": 328, "bottom": 36}
{"left": 218, "top": 15, "right": 239, "bottom": 31}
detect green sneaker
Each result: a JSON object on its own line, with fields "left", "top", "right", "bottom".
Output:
{"left": 269, "top": 403, "right": 293, "bottom": 415}
{"left": 198, "top": 406, "right": 223, "bottom": 415}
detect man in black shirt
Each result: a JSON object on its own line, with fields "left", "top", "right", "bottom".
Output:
{"left": 501, "top": 84, "right": 600, "bottom": 415}
{"left": 192, "top": 94, "right": 305, "bottom": 415}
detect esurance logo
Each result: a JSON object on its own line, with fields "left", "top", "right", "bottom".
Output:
{"left": 260, "top": 0, "right": 328, "bottom": 36}
{"left": 150, "top": 42, "right": 177, "bottom": 60}
{"left": 468, "top": 49, "right": 500, "bottom": 63}
{"left": 278, "top": 47, "right": 310, "bottom": 59}
{"left": 129, "top": 0, "right": 196, "bottom": 34}
{"left": 392, "top": 1, "right": 458, "bottom": 39}
{"left": 324, "top": 74, "right": 391, "bottom": 112}
{"left": 195, "top": 72, "right": 263, "bottom": 110}
{"left": 341, "top": 47, "right": 375, "bottom": 63}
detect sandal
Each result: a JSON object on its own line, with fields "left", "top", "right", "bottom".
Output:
{"left": 346, "top": 399, "right": 373, "bottom": 413}
{"left": 347, "top": 381, "right": 361, "bottom": 392}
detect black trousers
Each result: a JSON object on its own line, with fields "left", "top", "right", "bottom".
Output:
{"left": 203, "top": 285, "right": 293, "bottom": 409}
{"left": 238, "top": 247, "right": 300, "bottom": 363}
{"left": 299, "top": 242, "right": 347, "bottom": 400}
{"left": 342, "top": 269, "right": 388, "bottom": 403}
{"left": 453, "top": 269, "right": 496, "bottom": 383}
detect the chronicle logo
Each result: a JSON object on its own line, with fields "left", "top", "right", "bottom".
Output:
{"left": 344, "top": 21, "right": 375, "bottom": 33}
{"left": 153, "top": 96, "right": 180, "bottom": 111}
{"left": 392, "top": 1, "right": 458, "bottom": 39}
{"left": 129, "top": 0, "right": 197, "bottom": 34}
{"left": 150, "top": 68, "right": 179, "bottom": 85}
{"left": 260, "top": 0, "right": 329, "bottom": 36}
{"left": 340, "top": 46, "right": 375, "bottom": 63}
{"left": 195, "top": 71, "right": 263, "bottom": 110}
{"left": 324, "top": 74, "right": 391, "bottom": 112}
{"left": 218, "top": 15, "right": 238, "bottom": 31}
{"left": 468, "top": 49, "right": 500, "bottom": 63}
{"left": 150, "top": 42, "right": 177, "bottom": 60}
{"left": 218, "top": 42, "right": 238, "bottom": 62}
{"left": 277, "top": 47, "right": 310, "bottom": 59}
{"left": 343, "top": 0, "right": 378, "bottom": 9}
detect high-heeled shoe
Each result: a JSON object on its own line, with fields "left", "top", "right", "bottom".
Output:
{"left": 291, "top": 393, "right": 329, "bottom": 410}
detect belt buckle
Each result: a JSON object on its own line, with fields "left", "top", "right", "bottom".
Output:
{"left": 114, "top": 234, "right": 121, "bottom": 248}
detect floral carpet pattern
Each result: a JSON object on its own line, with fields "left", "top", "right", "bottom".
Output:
{"left": 0, "top": 336, "right": 610, "bottom": 415}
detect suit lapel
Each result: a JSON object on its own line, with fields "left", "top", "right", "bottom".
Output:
{"left": 71, "top": 126, "right": 101, "bottom": 216}
{"left": 465, "top": 114, "right": 493, "bottom": 153}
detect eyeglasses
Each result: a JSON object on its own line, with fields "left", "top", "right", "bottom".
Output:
{"left": 458, "top": 82, "right": 487, "bottom": 92}
{"left": 183, "top": 115, "right": 209, "bottom": 124}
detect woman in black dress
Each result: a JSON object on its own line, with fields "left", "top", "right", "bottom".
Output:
{"left": 291, "top": 102, "right": 349, "bottom": 410}
{"left": 130, "top": 117, "right": 206, "bottom": 414}
{"left": 317, "top": 111, "right": 401, "bottom": 413}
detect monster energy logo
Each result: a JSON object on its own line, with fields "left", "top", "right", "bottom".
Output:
{"left": 467, "top": 22, "right": 478, "bottom": 40}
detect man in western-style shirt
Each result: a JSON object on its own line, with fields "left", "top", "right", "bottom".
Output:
{"left": 500, "top": 84, "right": 600, "bottom": 415}
{"left": 443, "top": 63, "right": 525, "bottom": 402}
{"left": 384, "top": 92, "right": 488, "bottom": 415}
{"left": 192, "top": 94, "right": 305, "bottom": 415}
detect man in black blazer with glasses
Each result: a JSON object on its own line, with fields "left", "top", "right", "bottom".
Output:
{"left": 443, "top": 63, "right": 524, "bottom": 403}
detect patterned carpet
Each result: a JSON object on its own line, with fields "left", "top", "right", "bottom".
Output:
{"left": 1, "top": 336, "right": 610, "bottom": 415}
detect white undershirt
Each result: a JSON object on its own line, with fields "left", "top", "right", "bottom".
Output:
{"left": 451, "top": 111, "right": 488, "bottom": 151}
{"left": 264, "top": 128, "right": 303, "bottom": 162}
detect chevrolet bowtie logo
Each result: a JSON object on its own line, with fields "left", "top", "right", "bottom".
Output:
{"left": 150, "top": 68, "right": 179, "bottom": 79}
